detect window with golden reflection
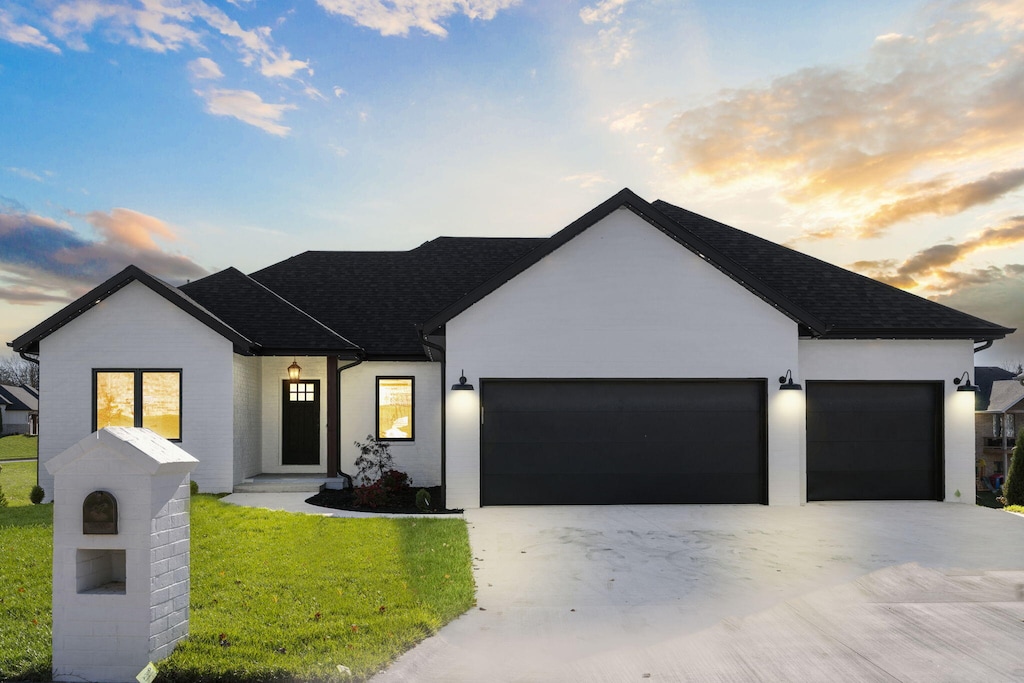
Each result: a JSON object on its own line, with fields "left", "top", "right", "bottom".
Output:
{"left": 95, "top": 372, "right": 135, "bottom": 429}
{"left": 142, "top": 372, "right": 181, "bottom": 440}
{"left": 94, "top": 369, "right": 181, "bottom": 440}
{"left": 377, "top": 377, "right": 413, "bottom": 440}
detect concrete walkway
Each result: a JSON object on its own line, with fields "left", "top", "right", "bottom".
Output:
{"left": 371, "top": 503, "right": 1024, "bottom": 682}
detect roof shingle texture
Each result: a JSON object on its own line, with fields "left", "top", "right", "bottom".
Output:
{"left": 248, "top": 237, "right": 544, "bottom": 356}
{"left": 652, "top": 200, "right": 1012, "bottom": 337}
{"left": 180, "top": 268, "right": 359, "bottom": 353}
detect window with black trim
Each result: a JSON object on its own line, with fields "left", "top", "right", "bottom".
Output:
{"left": 94, "top": 369, "right": 182, "bottom": 441}
{"left": 377, "top": 377, "right": 413, "bottom": 440}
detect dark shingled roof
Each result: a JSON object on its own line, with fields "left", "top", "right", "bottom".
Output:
{"left": 975, "top": 366, "right": 1018, "bottom": 410}
{"left": 11, "top": 265, "right": 255, "bottom": 355}
{"left": 11, "top": 189, "right": 1014, "bottom": 359}
{"left": 249, "top": 237, "right": 545, "bottom": 356}
{"left": 652, "top": 199, "right": 1015, "bottom": 339}
{"left": 180, "top": 268, "right": 359, "bottom": 355}
{"left": 0, "top": 384, "right": 37, "bottom": 412}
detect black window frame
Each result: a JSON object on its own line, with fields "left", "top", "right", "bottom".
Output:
{"left": 375, "top": 375, "right": 415, "bottom": 441}
{"left": 92, "top": 368, "right": 183, "bottom": 442}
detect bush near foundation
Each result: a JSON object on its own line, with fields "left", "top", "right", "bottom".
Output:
{"left": 1002, "top": 427, "right": 1024, "bottom": 507}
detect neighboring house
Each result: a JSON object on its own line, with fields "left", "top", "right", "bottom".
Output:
{"left": 974, "top": 367, "right": 1024, "bottom": 490}
{"left": 10, "top": 189, "right": 1016, "bottom": 507}
{"left": 0, "top": 384, "right": 39, "bottom": 436}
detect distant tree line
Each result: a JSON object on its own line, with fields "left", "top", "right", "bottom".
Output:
{"left": 0, "top": 354, "right": 39, "bottom": 388}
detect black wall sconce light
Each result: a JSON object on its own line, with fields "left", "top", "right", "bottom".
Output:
{"left": 778, "top": 369, "right": 802, "bottom": 391}
{"left": 954, "top": 371, "right": 979, "bottom": 392}
{"left": 452, "top": 370, "right": 475, "bottom": 391}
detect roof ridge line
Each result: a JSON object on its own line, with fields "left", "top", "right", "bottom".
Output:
{"left": 239, "top": 269, "right": 363, "bottom": 352}
{"left": 629, "top": 195, "right": 830, "bottom": 335}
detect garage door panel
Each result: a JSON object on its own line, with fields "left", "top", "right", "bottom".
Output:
{"left": 807, "top": 442, "right": 936, "bottom": 473}
{"left": 807, "top": 411, "right": 937, "bottom": 442}
{"left": 807, "top": 382, "right": 941, "bottom": 501}
{"left": 810, "top": 383, "right": 938, "bottom": 412}
{"left": 483, "top": 472, "right": 766, "bottom": 506}
{"left": 483, "top": 442, "right": 761, "bottom": 477}
{"left": 481, "top": 380, "right": 766, "bottom": 505}
{"left": 808, "top": 471, "right": 937, "bottom": 501}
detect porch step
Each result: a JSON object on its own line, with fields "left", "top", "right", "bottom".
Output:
{"left": 233, "top": 474, "right": 332, "bottom": 493}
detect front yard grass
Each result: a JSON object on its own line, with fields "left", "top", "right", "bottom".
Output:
{"left": 0, "top": 434, "right": 38, "bottom": 461}
{"left": 1, "top": 494, "right": 475, "bottom": 682}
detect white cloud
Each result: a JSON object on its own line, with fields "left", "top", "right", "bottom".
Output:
{"left": 195, "top": 88, "right": 297, "bottom": 136}
{"left": 304, "top": 85, "right": 328, "bottom": 101}
{"left": 562, "top": 173, "right": 613, "bottom": 189}
{"left": 259, "top": 49, "right": 311, "bottom": 78}
{"left": 579, "top": 0, "right": 631, "bottom": 25}
{"left": 657, "top": 0, "right": 1024, "bottom": 238}
{"left": 0, "top": 8, "right": 61, "bottom": 53}
{"left": 43, "top": 0, "right": 311, "bottom": 79}
{"left": 314, "top": 0, "right": 520, "bottom": 37}
{"left": 5, "top": 167, "right": 45, "bottom": 182}
{"left": 188, "top": 56, "right": 223, "bottom": 80}
{"left": 333, "top": 85, "right": 347, "bottom": 97}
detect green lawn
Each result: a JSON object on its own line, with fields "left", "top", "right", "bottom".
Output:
{"left": 0, "top": 460, "right": 40, "bottom": 507}
{"left": 0, "top": 434, "right": 38, "bottom": 461}
{"left": 0, "top": 494, "right": 475, "bottom": 682}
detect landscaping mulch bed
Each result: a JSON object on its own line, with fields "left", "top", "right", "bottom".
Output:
{"left": 305, "top": 485, "right": 463, "bottom": 514}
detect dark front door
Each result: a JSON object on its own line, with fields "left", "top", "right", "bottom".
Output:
{"left": 282, "top": 380, "right": 320, "bottom": 465}
{"left": 806, "top": 382, "right": 942, "bottom": 501}
{"left": 480, "top": 379, "right": 767, "bottom": 506}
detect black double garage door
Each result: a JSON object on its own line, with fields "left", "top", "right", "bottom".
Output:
{"left": 480, "top": 379, "right": 943, "bottom": 506}
{"left": 481, "top": 380, "right": 768, "bottom": 506}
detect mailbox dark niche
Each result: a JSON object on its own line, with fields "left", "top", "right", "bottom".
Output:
{"left": 83, "top": 491, "right": 118, "bottom": 534}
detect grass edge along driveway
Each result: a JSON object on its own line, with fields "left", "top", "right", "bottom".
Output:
{"left": 0, "top": 492, "right": 475, "bottom": 683}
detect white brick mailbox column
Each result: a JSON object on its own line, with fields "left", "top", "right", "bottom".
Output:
{"left": 46, "top": 427, "right": 199, "bottom": 683}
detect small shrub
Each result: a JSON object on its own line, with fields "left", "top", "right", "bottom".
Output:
{"left": 190, "top": 479, "right": 199, "bottom": 495}
{"left": 352, "top": 469, "right": 412, "bottom": 509}
{"left": 29, "top": 484, "right": 44, "bottom": 504}
{"left": 379, "top": 468, "right": 411, "bottom": 493}
{"left": 353, "top": 482, "right": 387, "bottom": 509}
{"left": 353, "top": 435, "right": 395, "bottom": 485}
{"left": 0, "top": 485, "right": 7, "bottom": 508}
{"left": 1004, "top": 427, "right": 1024, "bottom": 507}
{"left": 415, "top": 488, "right": 432, "bottom": 511}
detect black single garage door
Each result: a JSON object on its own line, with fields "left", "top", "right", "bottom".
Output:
{"left": 480, "top": 380, "right": 767, "bottom": 506}
{"left": 806, "top": 382, "right": 942, "bottom": 501}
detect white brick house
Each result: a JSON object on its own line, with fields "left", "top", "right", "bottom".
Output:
{"left": 11, "top": 189, "right": 1015, "bottom": 507}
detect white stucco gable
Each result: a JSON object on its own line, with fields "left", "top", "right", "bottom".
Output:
{"left": 37, "top": 279, "right": 237, "bottom": 499}
{"left": 443, "top": 206, "right": 804, "bottom": 509}
{"left": 446, "top": 206, "right": 799, "bottom": 377}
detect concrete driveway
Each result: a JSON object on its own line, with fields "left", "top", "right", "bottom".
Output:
{"left": 374, "top": 503, "right": 1024, "bottom": 682}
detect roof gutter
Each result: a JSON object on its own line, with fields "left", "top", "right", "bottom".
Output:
{"left": 974, "top": 340, "right": 994, "bottom": 354}
{"left": 332, "top": 352, "right": 366, "bottom": 490}
{"left": 418, "top": 326, "right": 448, "bottom": 509}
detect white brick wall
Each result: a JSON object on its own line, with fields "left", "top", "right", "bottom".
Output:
{"left": 38, "top": 281, "right": 236, "bottom": 498}
{"left": 338, "top": 361, "right": 442, "bottom": 486}
{"left": 49, "top": 429, "right": 196, "bottom": 683}
{"left": 233, "top": 355, "right": 262, "bottom": 484}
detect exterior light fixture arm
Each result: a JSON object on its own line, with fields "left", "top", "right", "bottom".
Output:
{"left": 953, "top": 371, "right": 979, "bottom": 392}
{"left": 779, "top": 369, "right": 802, "bottom": 391}
{"left": 452, "top": 370, "right": 475, "bottom": 391}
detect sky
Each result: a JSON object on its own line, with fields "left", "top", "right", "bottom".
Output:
{"left": 1, "top": 0, "right": 1023, "bottom": 368}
